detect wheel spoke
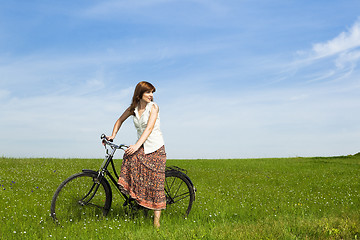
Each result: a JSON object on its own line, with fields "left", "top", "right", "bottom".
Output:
{"left": 164, "top": 170, "right": 195, "bottom": 217}
{"left": 51, "top": 172, "right": 112, "bottom": 223}
{"left": 171, "top": 192, "right": 191, "bottom": 203}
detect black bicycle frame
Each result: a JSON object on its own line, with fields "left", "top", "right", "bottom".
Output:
{"left": 80, "top": 137, "right": 130, "bottom": 206}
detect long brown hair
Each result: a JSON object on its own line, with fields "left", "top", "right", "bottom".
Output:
{"left": 129, "top": 81, "right": 156, "bottom": 115}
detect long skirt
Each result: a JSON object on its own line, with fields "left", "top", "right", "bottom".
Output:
{"left": 118, "top": 145, "right": 166, "bottom": 210}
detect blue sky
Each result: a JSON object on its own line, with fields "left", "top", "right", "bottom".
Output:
{"left": 1, "top": 0, "right": 360, "bottom": 159}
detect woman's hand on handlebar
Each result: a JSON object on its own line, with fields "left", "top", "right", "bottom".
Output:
{"left": 101, "top": 134, "right": 114, "bottom": 146}
{"left": 106, "top": 135, "right": 115, "bottom": 141}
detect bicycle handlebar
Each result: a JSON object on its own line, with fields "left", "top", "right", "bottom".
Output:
{"left": 101, "top": 134, "right": 128, "bottom": 150}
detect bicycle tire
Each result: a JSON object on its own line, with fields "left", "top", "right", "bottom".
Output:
{"left": 50, "top": 171, "right": 112, "bottom": 224}
{"left": 165, "top": 170, "right": 195, "bottom": 217}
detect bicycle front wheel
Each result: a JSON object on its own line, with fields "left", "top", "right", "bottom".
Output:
{"left": 50, "top": 171, "right": 112, "bottom": 224}
{"left": 165, "top": 170, "right": 195, "bottom": 217}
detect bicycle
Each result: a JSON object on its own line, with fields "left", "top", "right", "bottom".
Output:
{"left": 50, "top": 134, "right": 196, "bottom": 224}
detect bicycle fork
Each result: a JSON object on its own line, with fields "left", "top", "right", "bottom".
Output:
{"left": 78, "top": 173, "right": 104, "bottom": 208}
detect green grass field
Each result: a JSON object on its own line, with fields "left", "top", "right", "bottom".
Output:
{"left": 1, "top": 155, "right": 359, "bottom": 239}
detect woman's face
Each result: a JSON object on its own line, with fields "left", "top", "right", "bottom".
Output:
{"left": 141, "top": 90, "right": 153, "bottom": 103}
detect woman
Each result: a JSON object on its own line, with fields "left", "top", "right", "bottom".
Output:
{"left": 107, "top": 81, "right": 166, "bottom": 228}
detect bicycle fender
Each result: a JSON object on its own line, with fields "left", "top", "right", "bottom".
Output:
{"left": 82, "top": 169, "right": 98, "bottom": 175}
{"left": 166, "top": 170, "right": 195, "bottom": 189}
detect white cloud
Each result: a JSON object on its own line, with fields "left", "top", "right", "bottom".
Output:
{"left": 312, "top": 19, "right": 360, "bottom": 58}
{"left": 335, "top": 50, "right": 360, "bottom": 69}
{"left": 282, "top": 18, "right": 360, "bottom": 87}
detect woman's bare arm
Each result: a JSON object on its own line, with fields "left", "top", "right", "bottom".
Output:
{"left": 108, "top": 107, "right": 132, "bottom": 140}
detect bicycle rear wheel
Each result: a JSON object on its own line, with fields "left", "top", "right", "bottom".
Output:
{"left": 165, "top": 170, "right": 195, "bottom": 217}
{"left": 50, "top": 171, "right": 112, "bottom": 224}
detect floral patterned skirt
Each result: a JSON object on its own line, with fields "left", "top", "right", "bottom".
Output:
{"left": 118, "top": 145, "right": 166, "bottom": 210}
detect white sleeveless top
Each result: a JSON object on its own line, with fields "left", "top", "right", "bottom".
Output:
{"left": 133, "top": 102, "right": 165, "bottom": 154}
